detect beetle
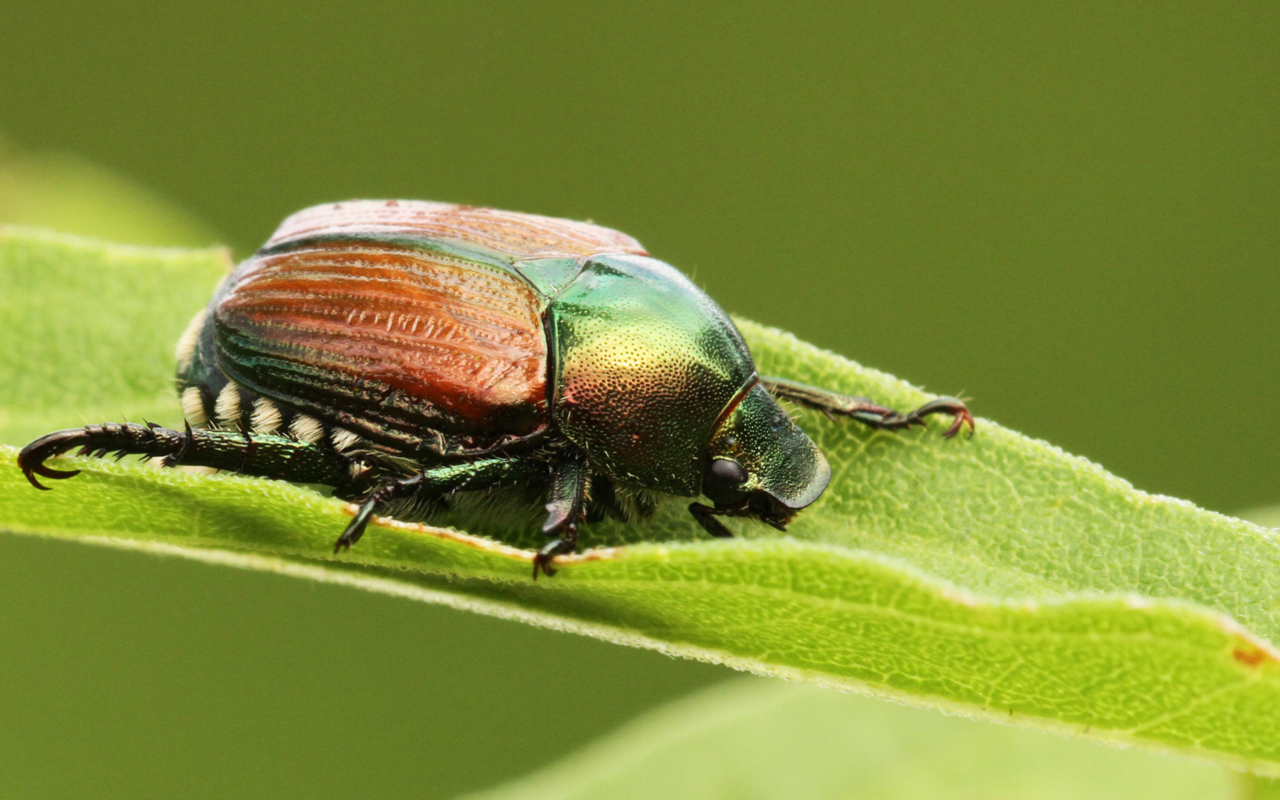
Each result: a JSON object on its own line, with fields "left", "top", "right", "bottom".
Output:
{"left": 18, "top": 200, "right": 973, "bottom": 577}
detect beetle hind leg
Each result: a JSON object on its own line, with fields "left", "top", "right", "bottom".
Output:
{"left": 18, "top": 421, "right": 352, "bottom": 489}
{"left": 19, "top": 428, "right": 90, "bottom": 488}
{"left": 761, "top": 377, "right": 975, "bottom": 438}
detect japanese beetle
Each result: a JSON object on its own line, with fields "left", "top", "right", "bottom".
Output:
{"left": 18, "top": 201, "right": 973, "bottom": 577}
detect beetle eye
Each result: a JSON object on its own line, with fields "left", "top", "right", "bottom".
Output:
{"left": 703, "top": 458, "right": 749, "bottom": 504}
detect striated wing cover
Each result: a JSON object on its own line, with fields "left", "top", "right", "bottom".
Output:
{"left": 213, "top": 239, "right": 551, "bottom": 457}
{"left": 266, "top": 200, "right": 648, "bottom": 262}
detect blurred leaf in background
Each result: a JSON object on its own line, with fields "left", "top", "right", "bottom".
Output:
{"left": 464, "top": 679, "right": 1232, "bottom": 800}
{"left": 0, "top": 137, "right": 218, "bottom": 247}
{"left": 1242, "top": 507, "right": 1280, "bottom": 530}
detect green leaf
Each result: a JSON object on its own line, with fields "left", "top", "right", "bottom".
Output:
{"left": 459, "top": 678, "right": 1232, "bottom": 800}
{"left": 3, "top": 228, "right": 1279, "bottom": 775}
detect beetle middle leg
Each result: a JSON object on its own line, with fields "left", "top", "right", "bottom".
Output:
{"left": 533, "top": 449, "right": 589, "bottom": 579}
{"left": 336, "top": 456, "right": 540, "bottom": 553}
{"left": 761, "top": 377, "right": 975, "bottom": 438}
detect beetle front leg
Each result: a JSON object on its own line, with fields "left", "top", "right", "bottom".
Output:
{"left": 335, "top": 456, "right": 539, "bottom": 553}
{"left": 688, "top": 502, "right": 738, "bottom": 538}
{"left": 761, "top": 377, "right": 975, "bottom": 438}
{"left": 688, "top": 498, "right": 771, "bottom": 540}
{"left": 534, "top": 449, "right": 589, "bottom": 579}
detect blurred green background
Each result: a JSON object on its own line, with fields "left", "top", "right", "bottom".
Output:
{"left": 0, "top": 2, "right": 1276, "bottom": 797}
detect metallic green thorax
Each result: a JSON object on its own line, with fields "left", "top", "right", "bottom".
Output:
{"left": 548, "top": 254, "right": 756, "bottom": 495}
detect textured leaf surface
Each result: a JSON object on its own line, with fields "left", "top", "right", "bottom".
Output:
{"left": 462, "top": 678, "right": 1231, "bottom": 800}
{"left": 2, "top": 229, "right": 1279, "bottom": 773}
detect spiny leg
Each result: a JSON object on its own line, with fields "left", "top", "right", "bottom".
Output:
{"left": 534, "top": 449, "right": 589, "bottom": 579}
{"left": 761, "top": 377, "right": 975, "bottom": 438}
{"left": 18, "top": 422, "right": 351, "bottom": 489}
{"left": 335, "top": 456, "right": 540, "bottom": 553}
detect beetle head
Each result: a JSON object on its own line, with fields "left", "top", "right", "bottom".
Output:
{"left": 702, "top": 382, "right": 831, "bottom": 528}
